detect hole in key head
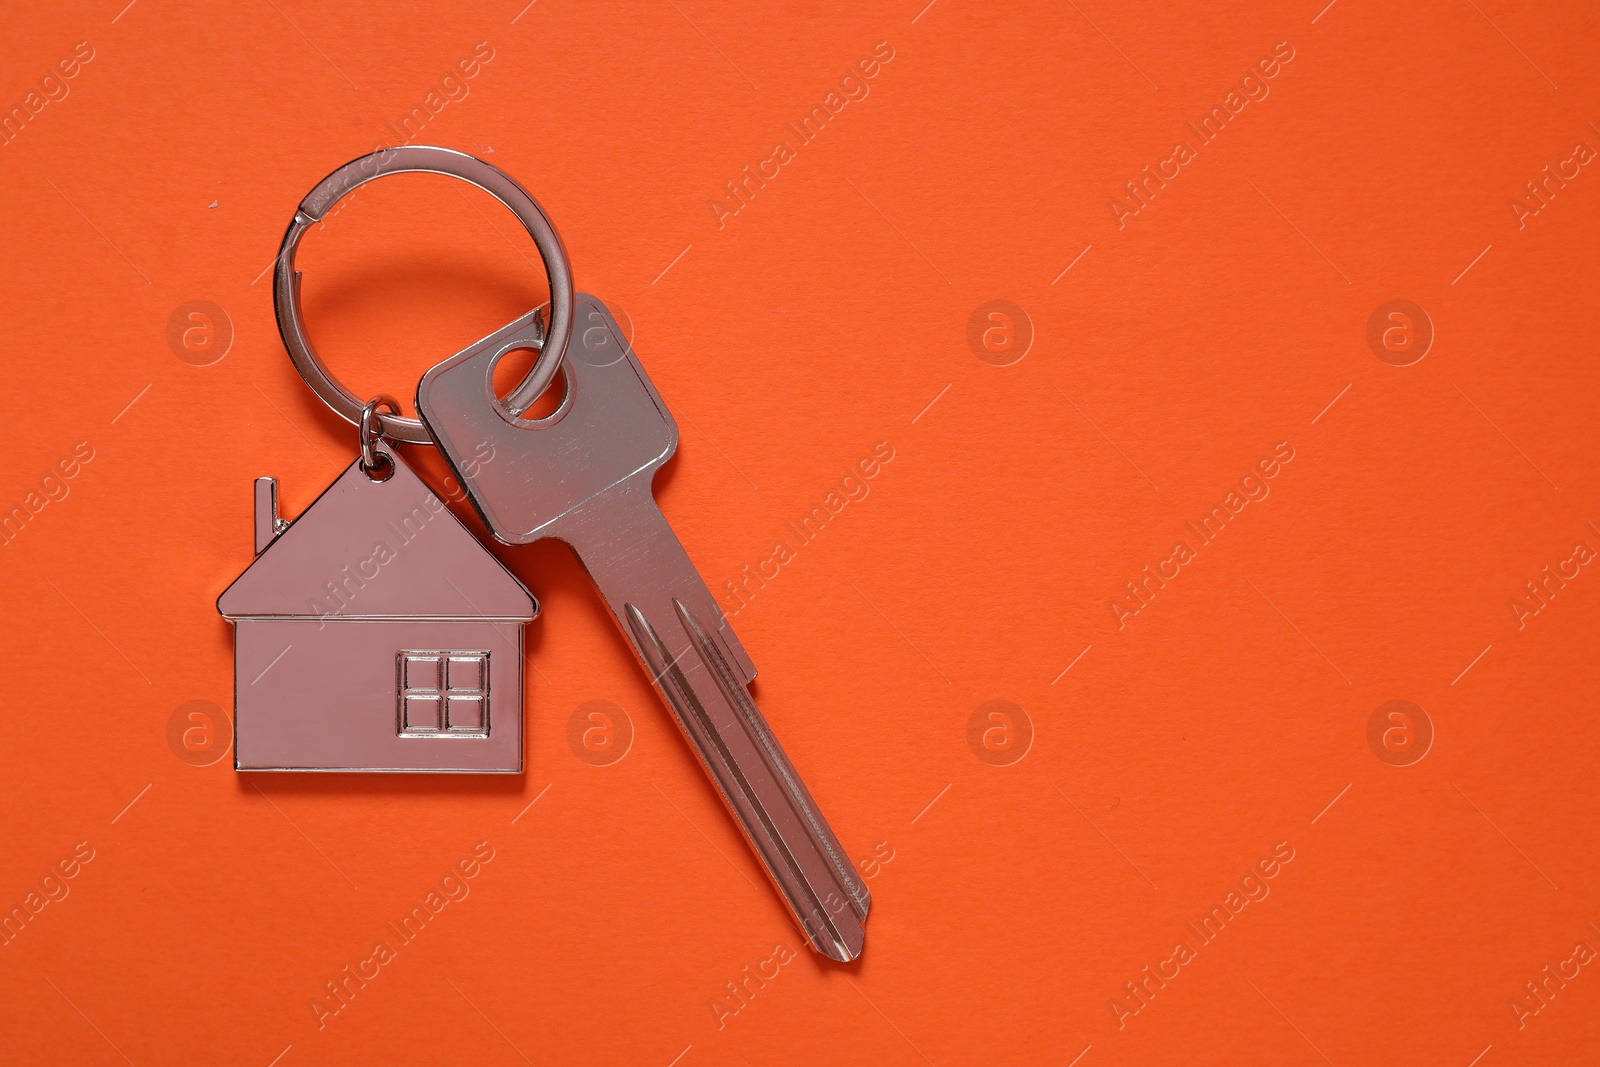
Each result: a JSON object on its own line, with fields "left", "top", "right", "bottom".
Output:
{"left": 490, "top": 344, "right": 571, "bottom": 423}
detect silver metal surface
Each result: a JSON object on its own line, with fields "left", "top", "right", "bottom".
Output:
{"left": 218, "top": 445, "right": 537, "bottom": 772}
{"left": 273, "top": 146, "right": 572, "bottom": 444}
{"left": 358, "top": 394, "right": 400, "bottom": 475}
{"left": 415, "top": 295, "right": 870, "bottom": 960}
{"left": 253, "top": 477, "right": 288, "bottom": 554}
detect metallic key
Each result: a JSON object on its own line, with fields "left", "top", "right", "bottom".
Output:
{"left": 415, "top": 296, "right": 870, "bottom": 960}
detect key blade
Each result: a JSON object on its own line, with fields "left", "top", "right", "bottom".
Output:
{"left": 626, "top": 600, "right": 869, "bottom": 961}
{"left": 568, "top": 486, "right": 869, "bottom": 960}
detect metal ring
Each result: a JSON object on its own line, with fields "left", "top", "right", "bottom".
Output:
{"left": 359, "top": 395, "right": 401, "bottom": 476}
{"left": 273, "top": 146, "right": 575, "bottom": 445}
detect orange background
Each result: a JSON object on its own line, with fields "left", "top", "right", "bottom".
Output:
{"left": 4, "top": 1, "right": 1599, "bottom": 1064}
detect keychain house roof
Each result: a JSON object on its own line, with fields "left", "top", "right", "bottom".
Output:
{"left": 217, "top": 452, "right": 535, "bottom": 773}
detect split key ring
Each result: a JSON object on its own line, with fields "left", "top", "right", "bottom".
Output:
{"left": 272, "top": 145, "right": 574, "bottom": 445}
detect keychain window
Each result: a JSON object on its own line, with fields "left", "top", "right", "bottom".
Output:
{"left": 398, "top": 651, "right": 489, "bottom": 735}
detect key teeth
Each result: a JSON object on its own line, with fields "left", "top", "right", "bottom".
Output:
{"left": 627, "top": 599, "right": 868, "bottom": 961}
{"left": 674, "top": 599, "right": 871, "bottom": 955}
{"left": 711, "top": 610, "right": 758, "bottom": 687}
{"left": 675, "top": 599, "right": 871, "bottom": 920}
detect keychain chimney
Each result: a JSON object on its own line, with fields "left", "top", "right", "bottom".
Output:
{"left": 254, "top": 477, "right": 287, "bottom": 554}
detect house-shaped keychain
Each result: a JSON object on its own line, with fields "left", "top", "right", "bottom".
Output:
{"left": 217, "top": 450, "right": 536, "bottom": 772}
